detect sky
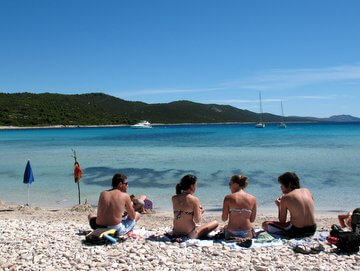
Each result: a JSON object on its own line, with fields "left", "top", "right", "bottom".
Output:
{"left": 0, "top": 0, "right": 359, "bottom": 118}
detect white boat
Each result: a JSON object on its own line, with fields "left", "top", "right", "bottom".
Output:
{"left": 255, "top": 92, "right": 265, "bottom": 128}
{"left": 131, "top": 120, "right": 152, "bottom": 129}
{"left": 278, "top": 101, "right": 287, "bottom": 128}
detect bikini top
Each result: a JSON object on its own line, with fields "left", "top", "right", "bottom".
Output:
{"left": 229, "top": 207, "right": 252, "bottom": 215}
{"left": 173, "top": 209, "right": 194, "bottom": 219}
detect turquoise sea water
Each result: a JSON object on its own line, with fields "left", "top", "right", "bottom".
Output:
{"left": 0, "top": 123, "right": 359, "bottom": 212}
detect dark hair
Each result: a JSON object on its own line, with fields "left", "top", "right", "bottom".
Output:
{"left": 176, "top": 174, "right": 197, "bottom": 195}
{"left": 230, "top": 175, "right": 248, "bottom": 188}
{"left": 74, "top": 161, "right": 80, "bottom": 166}
{"left": 112, "top": 173, "right": 127, "bottom": 188}
{"left": 351, "top": 208, "right": 360, "bottom": 232}
{"left": 278, "top": 172, "right": 300, "bottom": 190}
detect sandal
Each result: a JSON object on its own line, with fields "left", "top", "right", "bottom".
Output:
{"left": 310, "top": 244, "right": 325, "bottom": 253}
{"left": 293, "top": 244, "right": 324, "bottom": 254}
{"left": 293, "top": 245, "right": 313, "bottom": 254}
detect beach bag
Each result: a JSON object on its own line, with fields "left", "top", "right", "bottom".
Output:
{"left": 85, "top": 228, "right": 117, "bottom": 245}
{"left": 329, "top": 224, "right": 360, "bottom": 253}
{"left": 336, "top": 232, "right": 360, "bottom": 253}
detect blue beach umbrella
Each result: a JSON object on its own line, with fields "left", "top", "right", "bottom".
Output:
{"left": 23, "top": 160, "right": 35, "bottom": 205}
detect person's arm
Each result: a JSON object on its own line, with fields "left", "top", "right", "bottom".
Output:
{"left": 125, "top": 195, "right": 136, "bottom": 220}
{"left": 250, "top": 198, "right": 257, "bottom": 223}
{"left": 277, "top": 197, "right": 287, "bottom": 223}
{"left": 222, "top": 196, "right": 229, "bottom": 222}
{"left": 193, "top": 197, "right": 202, "bottom": 224}
{"left": 338, "top": 213, "right": 350, "bottom": 228}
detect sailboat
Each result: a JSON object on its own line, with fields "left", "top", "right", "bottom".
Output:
{"left": 255, "top": 92, "right": 265, "bottom": 128}
{"left": 278, "top": 101, "right": 287, "bottom": 128}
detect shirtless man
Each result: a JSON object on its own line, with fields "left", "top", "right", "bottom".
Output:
{"left": 262, "top": 172, "right": 316, "bottom": 238}
{"left": 88, "top": 173, "right": 140, "bottom": 234}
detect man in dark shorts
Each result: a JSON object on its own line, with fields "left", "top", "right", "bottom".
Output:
{"left": 88, "top": 173, "right": 140, "bottom": 234}
{"left": 262, "top": 172, "right": 316, "bottom": 238}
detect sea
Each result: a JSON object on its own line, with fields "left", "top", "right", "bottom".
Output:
{"left": 0, "top": 123, "right": 359, "bottom": 212}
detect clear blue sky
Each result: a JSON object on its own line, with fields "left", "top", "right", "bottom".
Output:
{"left": 1, "top": 0, "right": 359, "bottom": 117}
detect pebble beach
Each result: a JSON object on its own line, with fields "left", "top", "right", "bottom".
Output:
{"left": 1, "top": 201, "right": 359, "bottom": 271}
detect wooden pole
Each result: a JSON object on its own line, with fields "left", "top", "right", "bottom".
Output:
{"left": 77, "top": 181, "right": 81, "bottom": 205}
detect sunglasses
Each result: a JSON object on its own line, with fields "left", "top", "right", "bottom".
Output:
{"left": 123, "top": 182, "right": 129, "bottom": 186}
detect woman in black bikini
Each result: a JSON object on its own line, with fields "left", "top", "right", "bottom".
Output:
{"left": 172, "top": 174, "right": 218, "bottom": 239}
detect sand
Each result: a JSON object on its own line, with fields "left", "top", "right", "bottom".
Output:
{"left": 0, "top": 202, "right": 359, "bottom": 271}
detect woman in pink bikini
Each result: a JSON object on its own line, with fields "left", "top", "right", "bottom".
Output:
{"left": 222, "top": 175, "right": 257, "bottom": 239}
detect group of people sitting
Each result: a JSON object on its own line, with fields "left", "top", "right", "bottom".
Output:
{"left": 88, "top": 172, "right": 359, "bottom": 240}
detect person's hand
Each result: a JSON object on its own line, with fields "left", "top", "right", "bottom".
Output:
{"left": 200, "top": 205, "right": 205, "bottom": 214}
{"left": 275, "top": 197, "right": 282, "bottom": 207}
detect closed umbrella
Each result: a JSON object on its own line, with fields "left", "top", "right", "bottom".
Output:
{"left": 23, "top": 160, "right": 35, "bottom": 206}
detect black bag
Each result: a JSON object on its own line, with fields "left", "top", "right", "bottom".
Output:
{"left": 336, "top": 232, "right": 360, "bottom": 253}
{"left": 330, "top": 224, "right": 343, "bottom": 238}
{"left": 329, "top": 224, "right": 360, "bottom": 253}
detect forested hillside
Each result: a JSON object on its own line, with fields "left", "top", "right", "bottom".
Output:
{"left": 0, "top": 92, "right": 310, "bottom": 126}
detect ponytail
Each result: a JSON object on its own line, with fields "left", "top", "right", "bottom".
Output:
{"left": 176, "top": 183, "right": 182, "bottom": 195}
{"left": 175, "top": 174, "right": 197, "bottom": 195}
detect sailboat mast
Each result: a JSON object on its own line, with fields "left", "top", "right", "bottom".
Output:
{"left": 259, "top": 92, "right": 263, "bottom": 123}
{"left": 281, "top": 101, "right": 285, "bottom": 122}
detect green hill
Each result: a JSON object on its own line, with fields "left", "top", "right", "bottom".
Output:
{"left": 0, "top": 92, "right": 309, "bottom": 126}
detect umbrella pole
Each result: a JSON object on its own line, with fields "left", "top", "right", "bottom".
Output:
{"left": 77, "top": 181, "right": 81, "bottom": 205}
{"left": 27, "top": 183, "right": 29, "bottom": 206}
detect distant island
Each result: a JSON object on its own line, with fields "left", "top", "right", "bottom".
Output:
{"left": 0, "top": 92, "right": 359, "bottom": 127}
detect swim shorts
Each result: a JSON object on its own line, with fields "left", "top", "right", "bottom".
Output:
{"left": 107, "top": 216, "right": 136, "bottom": 235}
{"left": 267, "top": 221, "right": 316, "bottom": 238}
{"left": 89, "top": 216, "right": 136, "bottom": 234}
{"left": 225, "top": 228, "right": 254, "bottom": 239}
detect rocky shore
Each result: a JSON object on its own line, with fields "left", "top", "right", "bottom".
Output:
{"left": 0, "top": 202, "right": 359, "bottom": 271}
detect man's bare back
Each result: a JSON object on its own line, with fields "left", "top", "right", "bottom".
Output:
{"left": 88, "top": 173, "right": 139, "bottom": 230}
{"left": 262, "top": 172, "right": 317, "bottom": 238}
{"left": 96, "top": 189, "right": 131, "bottom": 226}
{"left": 280, "top": 188, "right": 315, "bottom": 228}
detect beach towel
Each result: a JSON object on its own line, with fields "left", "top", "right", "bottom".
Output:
{"left": 164, "top": 229, "right": 284, "bottom": 249}
{"left": 128, "top": 228, "right": 151, "bottom": 239}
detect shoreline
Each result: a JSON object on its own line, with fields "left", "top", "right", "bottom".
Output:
{"left": 0, "top": 121, "right": 326, "bottom": 130}
{"left": 0, "top": 199, "right": 349, "bottom": 216}
{"left": 0, "top": 200, "right": 346, "bottom": 218}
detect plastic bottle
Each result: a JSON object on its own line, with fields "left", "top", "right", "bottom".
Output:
{"left": 103, "top": 234, "right": 117, "bottom": 243}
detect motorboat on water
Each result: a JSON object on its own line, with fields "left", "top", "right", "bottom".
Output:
{"left": 131, "top": 120, "right": 152, "bottom": 129}
{"left": 255, "top": 122, "right": 266, "bottom": 128}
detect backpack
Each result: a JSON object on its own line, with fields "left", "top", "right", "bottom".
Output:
{"left": 84, "top": 228, "right": 118, "bottom": 245}
{"left": 330, "top": 224, "right": 360, "bottom": 253}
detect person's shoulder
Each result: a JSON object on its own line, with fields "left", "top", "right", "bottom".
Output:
{"left": 245, "top": 191, "right": 256, "bottom": 200}
{"left": 299, "top": 187, "right": 312, "bottom": 195}
{"left": 99, "top": 190, "right": 108, "bottom": 197}
{"left": 224, "top": 193, "right": 233, "bottom": 200}
{"left": 188, "top": 194, "right": 200, "bottom": 203}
